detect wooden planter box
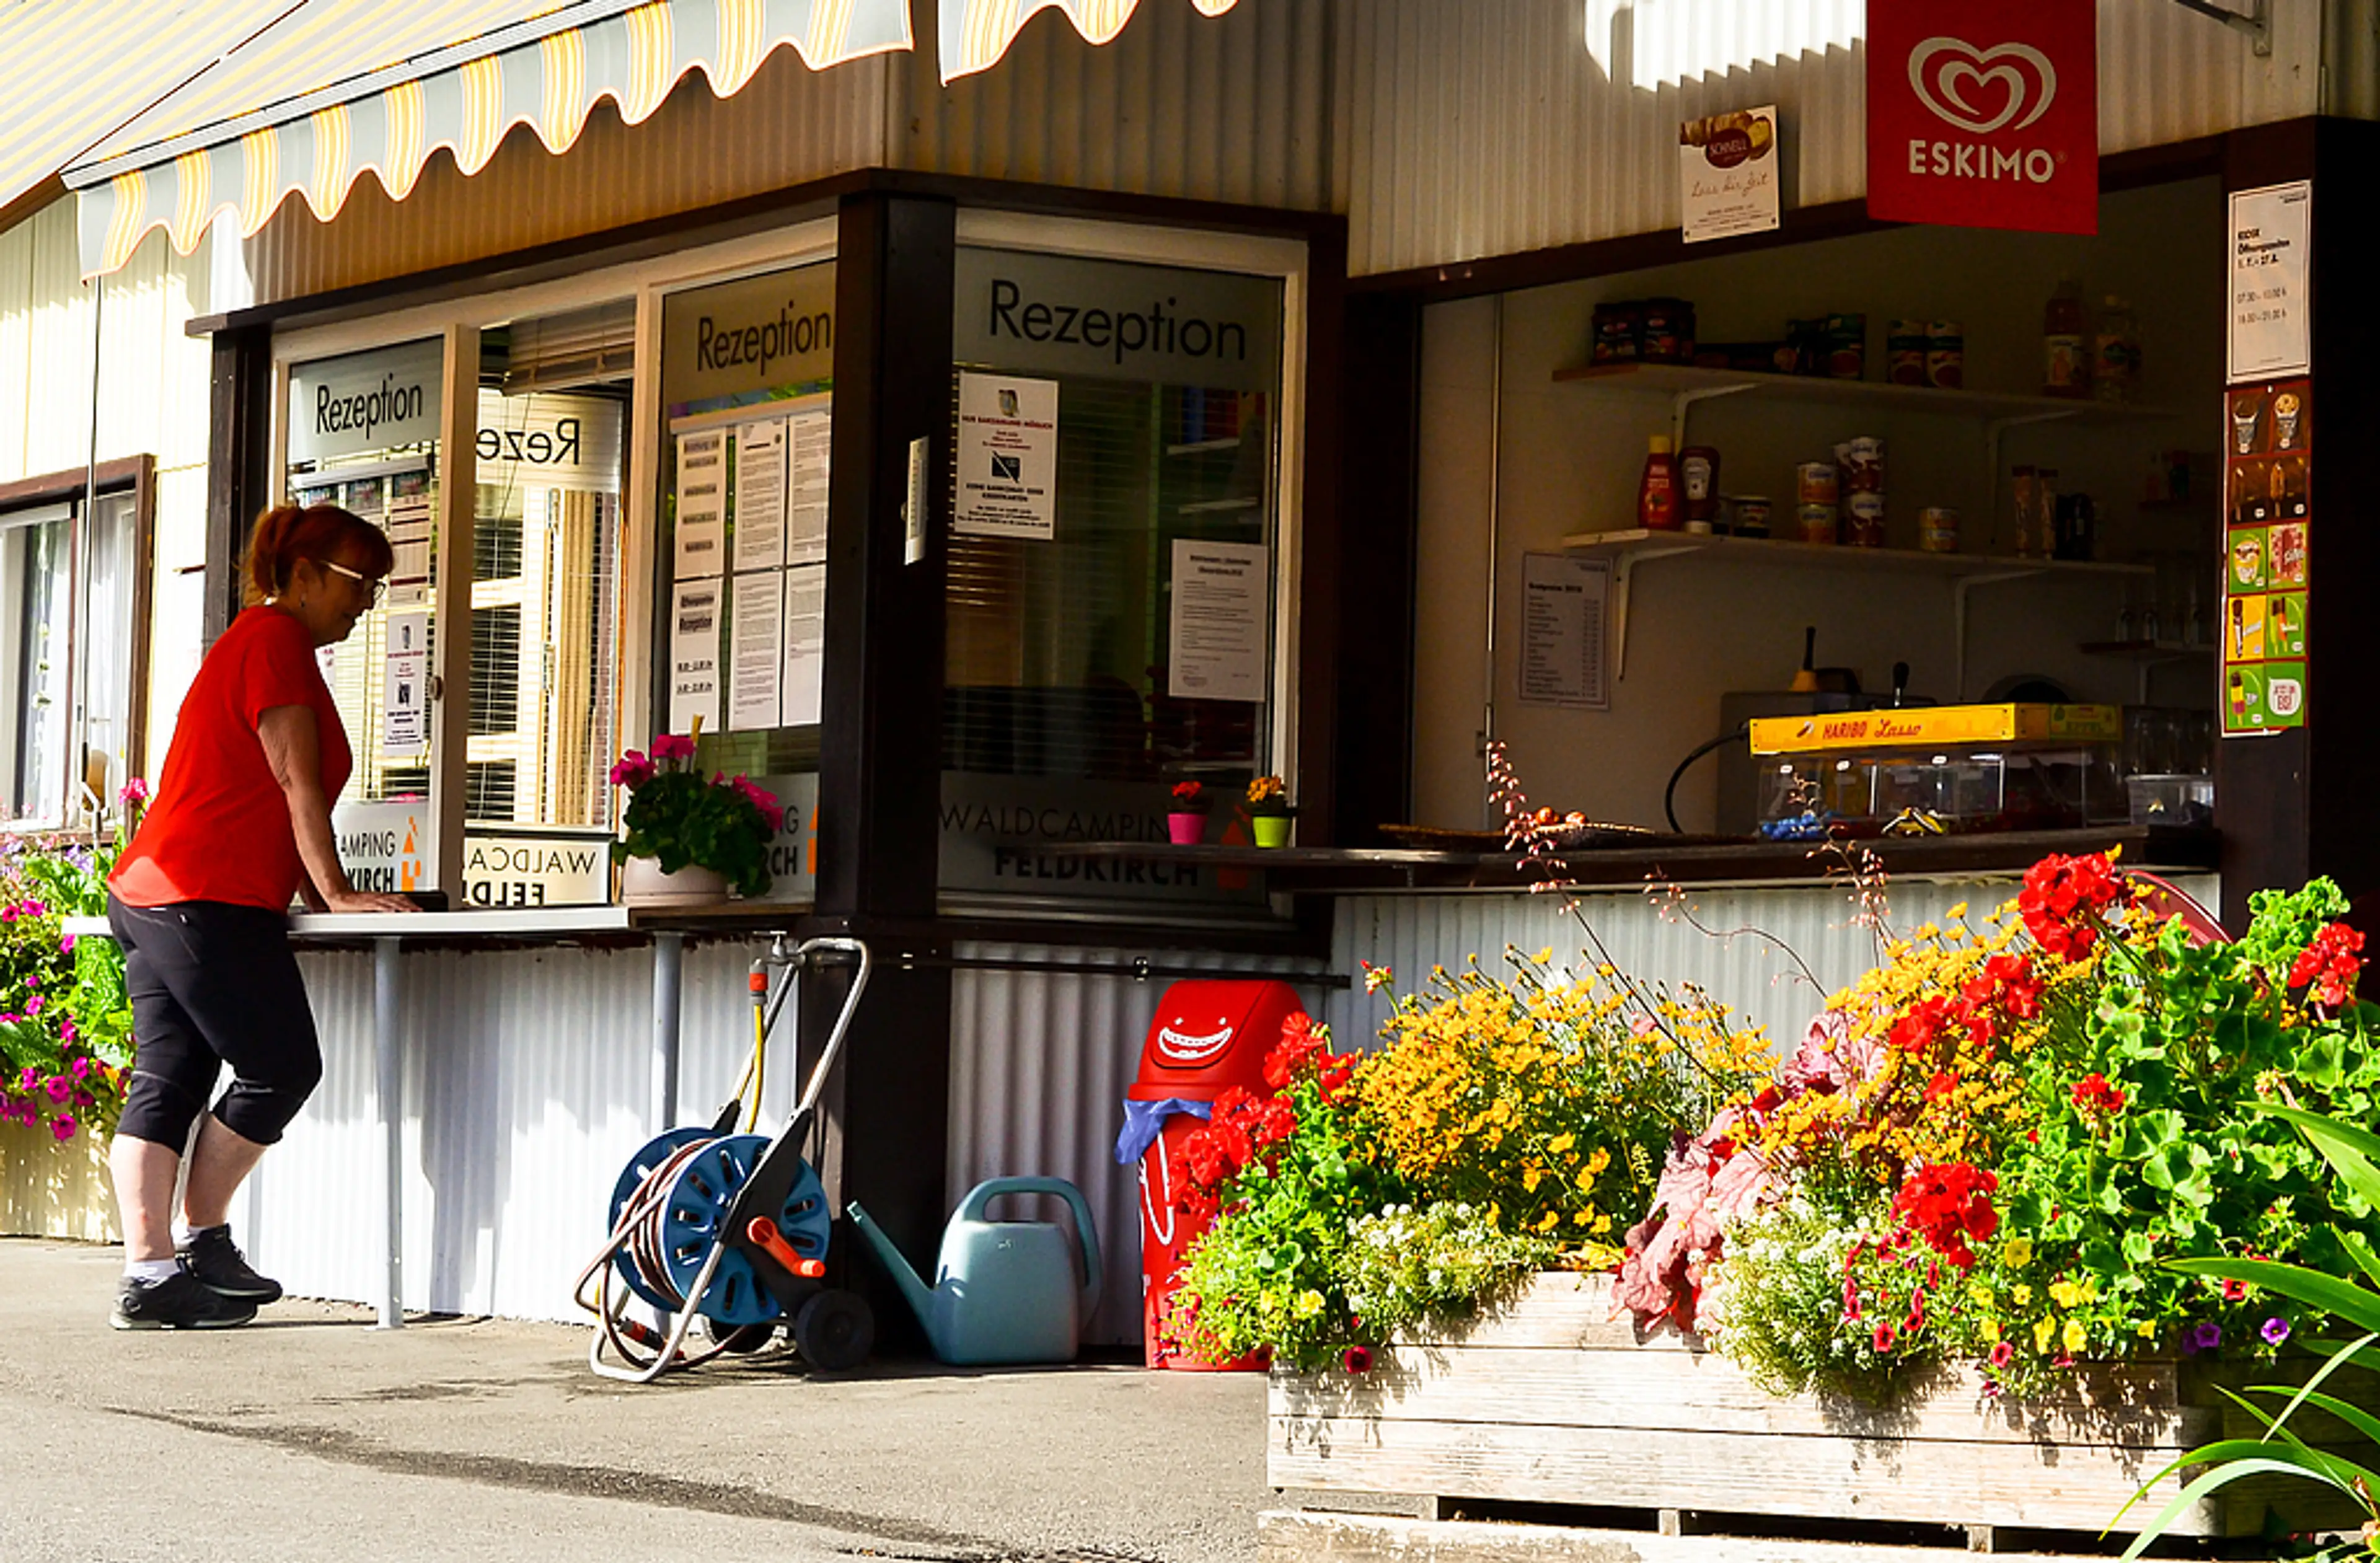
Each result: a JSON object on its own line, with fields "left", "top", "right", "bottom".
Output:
{"left": 1267, "top": 1273, "right": 2371, "bottom": 1561}
{"left": 0, "top": 1120, "right": 117, "bottom": 1242}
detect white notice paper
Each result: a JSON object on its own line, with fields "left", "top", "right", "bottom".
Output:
{"left": 1166, "top": 539, "right": 1268, "bottom": 703}
{"left": 384, "top": 469, "right": 434, "bottom": 608}
{"left": 729, "top": 570, "right": 785, "bottom": 731}
{"left": 2229, "top": 182, "right": 2312, "bottom": 382}
{"left": 382, "top": 611, "right": 431, "bottom": 757}
{"left": 782, "top": 565, "right": 827, "bottom": 727}
{"left": 953, "top": 372, "right": 1058, "bottom": 540}
{"left": 731, "top": 420, "right": 788, "bottom": 573}
{"left": 668, "top": 579, "right": 723, "bottom": 733}
{"left": 674, "top": 430, "right": 727, "bottom": 579}
{"left": 1680, "top": 106, "right": 1780, "bottom": 245}
{"left": 787, "top": 410, "right": 831, "bottom": 565}
{"left": 1519, "top": 553, "right": 1610, "bottom": 708}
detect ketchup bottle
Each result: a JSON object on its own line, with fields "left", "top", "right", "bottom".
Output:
{"left": 1639, "top": 435, "right": 1680, "bottom": 531}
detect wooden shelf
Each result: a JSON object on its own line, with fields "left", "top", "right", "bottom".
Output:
{"left": 1560, "top": 529, "right": 2152, "bottom": 578}
{"left": 1551, "top": 361, "right": 2180, "bottom": 426}
{"left": 2079, "top": 639, "right": 2216, "bottom": 658}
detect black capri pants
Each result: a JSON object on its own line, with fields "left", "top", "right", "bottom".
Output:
{"left": 107, "top": 896, "right": 322, "bottom": 1148}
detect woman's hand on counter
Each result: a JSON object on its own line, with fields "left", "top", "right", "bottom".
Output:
{"left": 320, "top": 889, "right": 423, "bottom": 915}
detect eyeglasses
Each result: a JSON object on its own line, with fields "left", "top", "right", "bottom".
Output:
{"left": 314, "top": 558, "right": 386, "bottom": 604}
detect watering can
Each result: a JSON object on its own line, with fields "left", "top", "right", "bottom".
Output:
{"left": 848, "top": 1177, "right": 1103, "bottom": 1365}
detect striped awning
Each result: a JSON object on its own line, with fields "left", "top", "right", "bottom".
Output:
{"left": 0, "top": 0, "right": 298, "bottom": 240}
{"left": 938, "top": 0, "right": 1237, "bottom": 82}
{"left": 64, "top": 0, "right": 911, "bottom": 276}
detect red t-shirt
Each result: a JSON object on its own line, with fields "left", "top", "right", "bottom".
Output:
{"left": 111, "top": 606, "right": 351, "bottom": 910}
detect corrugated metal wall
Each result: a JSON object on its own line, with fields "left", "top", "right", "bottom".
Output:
{"left": 947, "top": 941, "right": 1327, "bottom": 1346}
{"left": 242, "top": 0, "right": 2335, "bottom": 297}
{"left": 244, "top": 938, "right": 788, "bottom": 1324}
{"left": 1323, "top": 876, "right": 2223, "bottom": 1058}
{"left": 1339, "top": 0, "right": 2326, "bottom": 278}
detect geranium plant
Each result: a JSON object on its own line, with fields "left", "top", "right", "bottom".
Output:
{"left": 609, "top": 734, "right": 783, "bottom": 898}
{"left": 1168, "top": 780, "right": 1210, "bottom": 814}
{"left": 0, "top": 788, "right": 141, "bottom": 1143}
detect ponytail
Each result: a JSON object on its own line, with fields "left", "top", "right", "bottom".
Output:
{"left": 242, "top": 503, "right": 394, "bottom": 607}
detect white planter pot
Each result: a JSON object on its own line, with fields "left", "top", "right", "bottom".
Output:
{"left": 619, "top": 857, "right": 729, "bottom": 907}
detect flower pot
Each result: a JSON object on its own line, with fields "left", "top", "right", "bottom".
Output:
{"left": 620, "top": 857, "right": 730, "bottom": 907}
{"left": 1252, "top": 815, "right": 1292, "bottom": 848}
{"left": 1168, "top": 812, "right": 1209, "bottom": 846}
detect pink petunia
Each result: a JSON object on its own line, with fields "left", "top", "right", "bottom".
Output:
{"left": 58, "top": 934, "right": 73, "bottom": 955}
{"left": 69, "top": 1057, "right": 88, "bottom": 1080}
{"left": 651, "top": 733, "right": 696, "bottom": 761}
{"left": 50, "top": 1114, "right": 76, "bottom": 1141}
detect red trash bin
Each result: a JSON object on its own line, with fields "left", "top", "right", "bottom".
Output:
{"left": 1116, "top": 979, "right": 1307, "bottom": 1369}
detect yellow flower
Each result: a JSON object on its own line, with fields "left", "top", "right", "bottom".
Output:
{"left": 1591, "top": 1212, "right": 1612, "bottom": 1235}
{"left": 1967, "top": 1282, "right": 1994, "bottom": 1308}
{"left": 1980, "top": 1318, "right": 2001, "bottom": 1342}
{"left": 1585, "top": 1146, "right": 1611, "bottom": 1176}
{"left": 1294, "top": 1290, "right": 1324, "bottom": 1319}
{"left": 2136, "top": 1319, "right": 2157, "bottom": 1338}
{"left": 2061, "top": 1318, "right": 2087, "bottom": 1354}
{"left": 1548, "top": 1132, "right": 1576, "bottom": 1155}
{"left": 2034, "top": 1316, "right": 2057, "bottom": 1353}
{"left": 1535, "top": 1210, "right": 1561, "bottom": 1233}
{"left": 2049, "top": 1279, "right": 2082, "bottom": 1310}
{"left": 2012, "top": 1283, "right": 2032, "bottom": 1306}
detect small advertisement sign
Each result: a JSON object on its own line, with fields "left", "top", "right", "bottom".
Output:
{"left": 1865, "top": 0, "right": 2098, "bottom": 236}
{"left": 1680, "top": 107, "right": 1779, "bottom": 245}
{"left": 2221, "top": 379, "right": 2312, "bottom": 736}
{"left": 2228, "top": 182, "right": 2312, "bottom": 383}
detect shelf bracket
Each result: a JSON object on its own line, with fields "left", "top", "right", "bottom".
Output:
{"left": 1951, "top": 570, "right": 2042, "bottom": 699}
{"left": 2166, "top": 0, "right": 2271, "bottom": 55}
{"left": 1670, "top": 382, "right": 1758, "bottom": 449}
{"left": 1610, "top": 544, "right": 1702, "bottom": 682}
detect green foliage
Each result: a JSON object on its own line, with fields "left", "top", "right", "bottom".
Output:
{"left": 1707, "top": 1194, "right": 1897, "bottom": 1396}
{"left": 2113, "top": 1103, "right": 2380, "bottom": 1563}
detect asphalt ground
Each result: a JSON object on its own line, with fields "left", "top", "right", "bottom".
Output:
{"left": 0, "top": 1238, "right": 1269, "bottom": 1563}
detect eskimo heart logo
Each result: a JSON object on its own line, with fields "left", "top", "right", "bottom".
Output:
{"left": 1907, "top": 37, "right": 2058, "bottom": 136}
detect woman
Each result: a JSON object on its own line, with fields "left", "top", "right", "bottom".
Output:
{"left": 104, "top": 503, "right": 417, "bottom": 1329}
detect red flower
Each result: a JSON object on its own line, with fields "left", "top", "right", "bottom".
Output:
{"left": 1890, "top": 995, "right": 1959, "bottom": 1057}
{"left": 1955, "top": 953, "right": 2043, "bottom": 1048}
{"left": 1872, "top": 1321, "right": 1898, "bottom": 1353}
{"left": 1924, "top": 1070, "right": 1960, "bottom": 1104}
{"left": 2019, "top": 853, "right": 2128, "bottom": 962}
{"left": 2290, "top": 922, "right": 2366, "bottom": 1008}
{"left": 2070, "top": 1072, "right": 2127, "bottom": 1120}
{"left": 1170, "top": 780, "right": 1205, "bottom": 808}
{"left": 1890, "top": 1162, "right": 2000, "bottom": 1269}
{"left": 1263, "top": 1014, "right": 1351, "bottom": 1101}
{"left": 1988, "top": 1339, "right": 2016, "bottom": 1369}
{"left": 1341, "top": 1345, "right": 1373, "bottom": 1374}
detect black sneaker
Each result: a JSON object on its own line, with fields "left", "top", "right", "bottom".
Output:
{"left": 110, "top": 1270, "right": 258, "bottom": 1331}
{"left": 177, "top": 1226, "right": 283, "bottom": 1305}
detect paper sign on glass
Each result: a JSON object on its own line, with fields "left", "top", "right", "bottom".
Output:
{"left": 787, "top": 410, "right": 832, "bottom": 565}
{"left": 731, "top": 420, "right": 788, "bottom": 573}
{"left": 673, "top": 430, "right": 727, "bottom": 579}
{"left": 1518, "top": 554, "right": 1611, "bottom": 709}
{"left": 1167, "top": 540, "right": 1268, "bottom": 703}
{"left": 953, "top": 372, "right": 1059, "bottom": 540}
{"left": 729, "top": 570, "right": 785, "bottom": 731}
{"left": 381, "top": 611, "right": 431, "bottom": 757}
{"left": 782, "top": 565, "right": 827, "bottom": 728}
{"left": 668, "top": 579, "right": 722, "bottom": 733}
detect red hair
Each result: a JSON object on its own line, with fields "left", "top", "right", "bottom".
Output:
{"left": 242, "top": 504, "right": 394, "bottom": 607}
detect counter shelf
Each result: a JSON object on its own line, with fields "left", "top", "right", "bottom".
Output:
{"left": 1040, "top": 824, "right": 2219, "bottom": 894}
{"left": 60, "top": 902, "right": 807, "bottom": 1332}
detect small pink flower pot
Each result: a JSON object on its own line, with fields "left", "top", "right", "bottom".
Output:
{"left": 1167, "top": 812, "right": 1207, "bottom": 846}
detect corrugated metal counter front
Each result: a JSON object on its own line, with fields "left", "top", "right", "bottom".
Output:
{"left": 61, "top": 910, "right": 1333, "bottom": 1344}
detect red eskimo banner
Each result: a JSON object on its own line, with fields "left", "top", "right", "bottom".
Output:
{"left": 1866, "top": 0, "right": 2098, "bottom": 236}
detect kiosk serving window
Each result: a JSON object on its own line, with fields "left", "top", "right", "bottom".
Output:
{"left": 0, "top": 489, "right": 132, "bottom": 824}
{"left": 943, "top": 246, "right": 1286, "bottom": 910}
{"left": 652, "top": 260, "right": 836, "bottom": 902}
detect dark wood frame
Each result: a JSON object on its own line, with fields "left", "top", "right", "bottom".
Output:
{"left": 0, "top": 454, "right": 159, "bottom": 788}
